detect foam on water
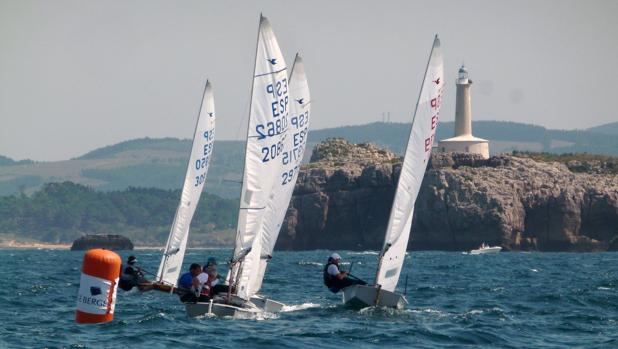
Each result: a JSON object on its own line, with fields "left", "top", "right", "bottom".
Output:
{"left": 348, "top": 251, "right": 379, "bottom": 255}
{"left": 281, "top": 303, "right": 321, "bottom": 312}
{"left": 410, "top": 307, "right": 447, "bottom": 316}
{"left": 297, "top": 261, "right": 323, "bottom": 267}
{"left": 234, "top": 311, "right": 280, "bottom": 321}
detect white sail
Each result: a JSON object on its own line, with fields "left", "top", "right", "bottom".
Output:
{"left": 375, "top": 36, "right": 443, "bottom": 292}
{"left": 156, "top": 81, "right": 216, "bottom": 286}
{"left": 232, "top": 15, "right": 290, "bottom": 300}
{"left": 251, "top": 54, "right": 310, "bottom": 293}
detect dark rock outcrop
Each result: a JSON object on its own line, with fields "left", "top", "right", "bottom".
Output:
{"left": 276, "top": 139, "right": 618, "bottom": 251}
{"left": 71, "top": 234, "right": 134, "bottom": 251}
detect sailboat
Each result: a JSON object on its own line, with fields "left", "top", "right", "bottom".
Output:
{"left": 342, "top": 35, "right": 443, "bottom": 309}
{"left": 185, "top": 15, "right": 310, "bottom": 317}
{"left": 152, "top": 80, "right": 216, "bottom": 291}
{"left": 250, "top": 53, "right": 310, "bottom": 312}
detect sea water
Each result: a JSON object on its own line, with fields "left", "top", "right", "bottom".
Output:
{"left": 0, "top": 249, "right": 616, "bottom": 348}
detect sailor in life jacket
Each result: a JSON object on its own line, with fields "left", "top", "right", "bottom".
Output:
{"left": 323, "top": 253, "right": 366, "bottom": 293}
{"left": 177, "top": 263, "right": 202, "bottom": 303}
{"left": 119, "top": 256, "right": 152, "bottom": 291}
{"left": 194, "top": 257, "right": 229, "bottom": 299}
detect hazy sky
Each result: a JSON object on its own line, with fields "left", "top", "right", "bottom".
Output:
{"left": 1, "top": 0, "right": 617, "bottom": 161}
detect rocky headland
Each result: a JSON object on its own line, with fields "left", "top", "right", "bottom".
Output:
{"left": 276, "top": 139, "right": 618, "bottom": 252}
{"left": 71, "top": 234, "right": 134, "bottom": 251}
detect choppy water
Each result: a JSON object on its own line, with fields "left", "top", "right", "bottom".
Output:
{"left": 1, "top": 249, "right": 617, "bottom": 348}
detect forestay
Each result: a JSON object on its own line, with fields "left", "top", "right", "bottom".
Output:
{"left": 375, "top": 36, "right": 443, "bottom": 292}
{"left": 232, "top": 15, "right": 290, "bottom": 300}
{"left": 156, "top": 81, "right": 216, "bottom": 286}
{"left": 252, "top": 54, "right": 310, "bottom": 293}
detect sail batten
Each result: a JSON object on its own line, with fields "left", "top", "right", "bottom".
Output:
{"left": 375, "top": 36, "right": 443, "bottom": 292}
{"left": 254, "top": 68, "right": 287, "bottom": 78}
{"left": 156, "top": 81, "right": 216, "bottom": 286}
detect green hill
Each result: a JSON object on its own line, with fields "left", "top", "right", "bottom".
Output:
{"left": 1, "top": 120, "right": 618, "bottom": 197}
{"left": 0, "top": 138, "right": 245, "bottom": 198}
{"left": 0, "top": 181, "right": 237, "bottom": 246}
{"left": 0, "top": 154, "right": 34, "bottom": 166}
{"left": 311, "top": 121, "right": 618, "bottom": 155}
{"left": 587, "top": 121, "right": 618, "bottom": 136}
{"left": 0, "top": 155, "right": 14, "bottom": 166}
{"left": 75, "top": 137, "right": 192, "bottom": 160}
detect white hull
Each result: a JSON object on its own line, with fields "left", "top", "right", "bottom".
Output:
{"left": 342, "top": 285, "right": 408, "bottom": 310}
{"left": 185, "top": 294, "right": 285, "bottom": 318}
{"left": 185, "top": 301, "right": 260, "bottom": 318}
{"left": 250, "top": 295, "right": 285, "bottom": 313}
{"left": 470, "top": 246, "right": 502, "bottom": 255}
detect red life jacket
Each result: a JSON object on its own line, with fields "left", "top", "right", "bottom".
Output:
{"left": 199, "top": 275, "right": 217, "bottom": 296}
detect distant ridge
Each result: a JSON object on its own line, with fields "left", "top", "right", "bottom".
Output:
{"left": 0, "top": 155, "right": 15, "bottom": 166}
{"left": 1, "top": 120, "right": 618, "bottom": 197}
{"left": 587, "top": 121, "right": 618, "bottom": 136}
{"left": 0, "top": 154, "right": 34, "bottom": 166}
{"left": 310, "top": 120, "right": 618, "bottom": 155}
{"left": 75, "top": 137, "right": 190, "bottom": 160}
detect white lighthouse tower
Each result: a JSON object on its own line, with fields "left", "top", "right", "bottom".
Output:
{"left": 438, "top": 65, "right": 489, "bottom": 158}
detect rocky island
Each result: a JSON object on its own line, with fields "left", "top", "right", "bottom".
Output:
{"left": 71, "top": 234, "right": 134, "bottom": 251}
{"left": 276, "top": 139, "right": 618, "bottom": 252}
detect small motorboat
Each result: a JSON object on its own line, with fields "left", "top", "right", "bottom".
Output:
{"left": 470, "top": 243, "right": 502, "bottom": 255}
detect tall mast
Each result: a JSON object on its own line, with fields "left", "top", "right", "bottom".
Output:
{"left": 228, "top": 14, "right": 264, "bottom": 295}
{"left": 157, "top": 80, "right": 211, "bottom": 283}
{"left": 374, "top": 35, "right": 440, "bottom": 285}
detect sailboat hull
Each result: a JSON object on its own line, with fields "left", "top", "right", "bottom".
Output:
{"left": 342, "top": 285, "right": 408, "bottom": 310}
{"left": 250, "top": 295, "right": 285, "bottom": 313}
{"left": 185, "top": 300, "right": 261, "bottom": 318}
{"left": 185, "top": 294, "right": 285, "bottom": 317}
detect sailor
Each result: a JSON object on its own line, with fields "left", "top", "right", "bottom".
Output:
{"left": 196, "top": 257, "right": 229, "bottom": 298}
{"left": 323, "top": 253, "right": 366, "bottom": 293}
{"left": 177, "top": 263, "right": 202, "bottom": 303}
{"left": 119, "top": 256, "right": 149, "bottom": 291}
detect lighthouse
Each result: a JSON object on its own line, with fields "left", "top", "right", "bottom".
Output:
{"left": 438, "top": 65, "right": 489, "bottom": 158}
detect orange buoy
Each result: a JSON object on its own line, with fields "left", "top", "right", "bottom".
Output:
{"left": 75, "top": 249, "right": 122, "bottom": 324}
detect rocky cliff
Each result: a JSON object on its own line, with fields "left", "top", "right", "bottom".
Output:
{"left": 71, "top": 234, "right": 134, "bottom": 251}
{"left": 276, "top": 139, "right": 618, "bottom": 252}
